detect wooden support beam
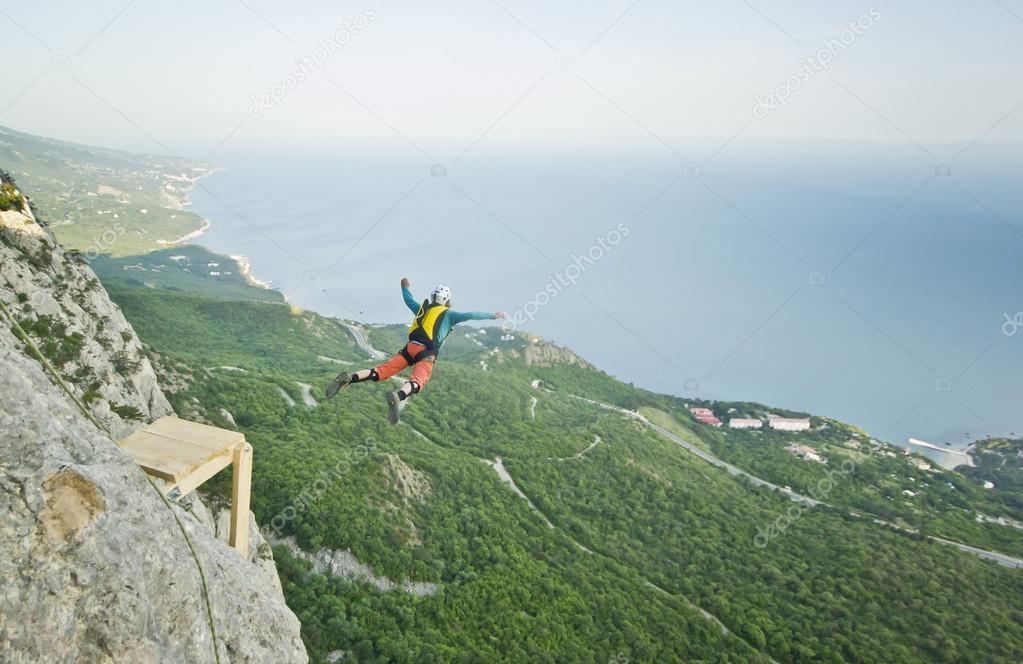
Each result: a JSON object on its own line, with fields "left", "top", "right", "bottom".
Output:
{"left": 230, "top": 443, "right": 253, "bottom": 556}
{"left": 119, "top": 416, "right": 255, "bottom": 558}
{"left": 171, "top": 450, "right": 233, "bottom": 498}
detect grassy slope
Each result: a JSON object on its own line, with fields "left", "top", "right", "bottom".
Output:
{"left": 90, "top": 245, "right": 283, "bottom": 303}
{"left": 105, "top": 280, "right": 1023, "bottom": 664}
{"left": 0, "top": 124, "right": 208, "bottom": 255}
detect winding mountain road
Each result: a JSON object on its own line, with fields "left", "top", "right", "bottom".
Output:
{"left": 564, "top": 393, "right": 1023, "bottom": 569}
{"left": 343, "top": 327, "right": 780, "bottom": 657}
{"left": 548, "top": 435, "right": 602, "bottom": 462}
{"left": 347, "top": 326, "right": 1020, "bottom": 577}
{"left": 296, "top": 382, "right": 318, "bottom": 407}
{"left": 339, "top": 320, "right": 386, "bottom": 360}
{"left": 566, "top": 394, "right": 820, "bottom": 506}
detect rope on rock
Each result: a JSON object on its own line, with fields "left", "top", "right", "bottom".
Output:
{"left": 0, "top": 297, "right": 222, "bottom": 664}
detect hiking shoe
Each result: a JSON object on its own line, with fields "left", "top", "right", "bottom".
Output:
{"left": 325, "top": 372, "right": 353, "bottom": 399}
{"left": 386, "top": 391, "right": 406, "bottom": 425}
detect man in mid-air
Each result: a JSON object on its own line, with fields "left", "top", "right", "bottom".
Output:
{"left": 326, "top": 278, "right": 506, "bottom": 424}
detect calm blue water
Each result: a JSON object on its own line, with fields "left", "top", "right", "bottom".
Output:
{"left": 188, "top": 141, "right": 1023, "bottom": 451}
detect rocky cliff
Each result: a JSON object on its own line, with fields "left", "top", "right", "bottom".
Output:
{"left": 0, "top": 174, "right": 307, "bottom": 662}
{"left": 491, "top": 334, "right": 592, "bottom": 369}
{"left": 0, "top": 170, "right": 171, "bottom": 440}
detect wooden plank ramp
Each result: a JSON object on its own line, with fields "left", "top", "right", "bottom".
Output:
{"left": 118, "top": 416, "right": 252, "bottom": 555}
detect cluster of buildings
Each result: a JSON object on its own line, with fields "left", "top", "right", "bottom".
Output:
{"left": 689, "top": 407, "right": 722, "bottom": 427}
{"left": 787, "top": 443, "right": 826, "bottom": 464}
{"left": 687, "top": 406, "right": 811, "bottom": 432}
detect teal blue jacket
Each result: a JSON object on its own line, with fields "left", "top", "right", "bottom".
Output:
{"left": 403, "top": 286, "right": 494, "bottom": 346}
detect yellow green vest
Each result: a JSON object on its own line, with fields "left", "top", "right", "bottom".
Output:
{"left": 408, "top": 301, "right": 450, "bottom": 344}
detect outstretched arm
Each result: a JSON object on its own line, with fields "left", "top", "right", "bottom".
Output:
{"left": 400, "top": 277, "right": 419, "bottom": 314}
{"left": 449, "top": 309, "right": 507, "bottom": 324}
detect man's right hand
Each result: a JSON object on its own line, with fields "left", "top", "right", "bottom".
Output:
{"left": 401, "top": 277, "right": 410, "bottom": 288}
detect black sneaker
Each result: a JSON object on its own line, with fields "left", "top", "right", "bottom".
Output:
{"left": 325, "top": 372, "right": 353, "bottom": 399}
{"left": 386, "top": 391, "right": 406, "bottom": 425}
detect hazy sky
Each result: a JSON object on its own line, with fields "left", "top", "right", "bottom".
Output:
{"left": 1, "top": 0, "right": 1022, "bottom": 159}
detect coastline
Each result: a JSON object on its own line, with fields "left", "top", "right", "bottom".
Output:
{"left": 165, "top": 162, "right": 1015, "bottom": 451}
{"left": 904, "top": 438, "right": 974, "bottom": 471}
{"left": 157, "top": 167, "right": 217, "bottom": 245}
{"left": 230, "top": 253, "right": 275, "bottom": 291}
{"left": 179, "top": 166, "right": 279, "bottom": 298}
{"left": 156, "top": 215, "right": 210, "bottom": 246}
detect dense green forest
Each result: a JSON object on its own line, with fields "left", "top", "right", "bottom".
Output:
{"left": 521, "top": 361, "right": 1023, "bottom": 558}
{"left": 101, "top": 273, "right": 1023, "bottom": 664}
{"left": 11, "top": 122, "right": 1022, "bottom": 662}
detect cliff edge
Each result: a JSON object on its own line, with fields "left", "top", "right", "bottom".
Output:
{"left": 0, "top": 174, "right": 307, "bottom": 662}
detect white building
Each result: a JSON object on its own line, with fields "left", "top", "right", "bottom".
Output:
{"left": 909, "top": 458, "right": 933, "bottom": 471}
{"left": 787, "top": 443, "right": 826, "bottom": 464}
{"left": 769, "top": 417, "right": 811, "bottom": 432}
{"left": 729, "top": 418, "right": 763, "bottom": 430}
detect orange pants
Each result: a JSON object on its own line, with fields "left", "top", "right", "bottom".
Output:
{"left": 376, "top": 341, "right": 435, "bottom": 391}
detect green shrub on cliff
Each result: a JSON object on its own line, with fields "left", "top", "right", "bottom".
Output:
{"left": 0, "top": 182, "right": 25, "bottom": 212}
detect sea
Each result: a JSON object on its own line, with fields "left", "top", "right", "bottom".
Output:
{"left": 187, "top": 139, "right": 1023, "bottom": 460}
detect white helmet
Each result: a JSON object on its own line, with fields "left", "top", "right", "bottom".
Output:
{"left": 431, "top": 284, "right": 451, "bottom": 305}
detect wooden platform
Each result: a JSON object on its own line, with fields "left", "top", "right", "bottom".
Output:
{"left": 119, "top": 416, "right": 252, "bottom": 555}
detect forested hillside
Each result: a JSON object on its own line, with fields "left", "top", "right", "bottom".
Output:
{"left": 103, "top": 276, "right": 1023, "bottom": 664}
{"left": 0, "top": 125, "right": 210, "bottom": 255}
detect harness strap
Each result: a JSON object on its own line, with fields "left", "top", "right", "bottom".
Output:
{"left": 400, "top": 342, "right": 438, "bottom": 365}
